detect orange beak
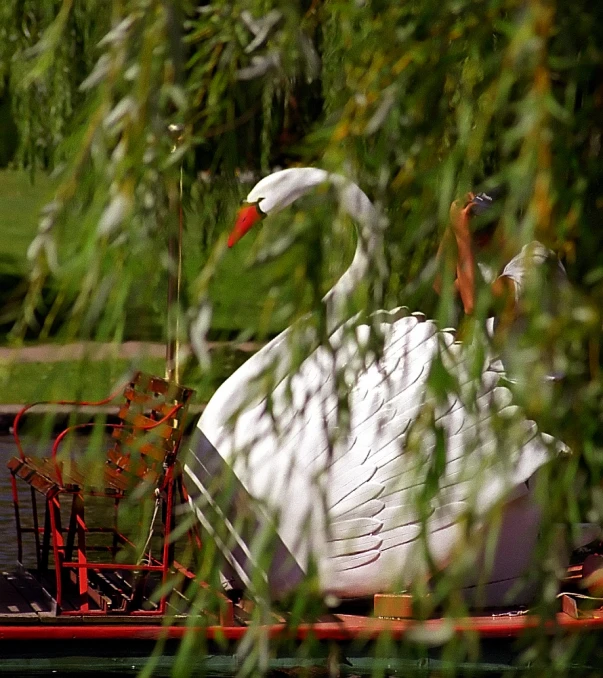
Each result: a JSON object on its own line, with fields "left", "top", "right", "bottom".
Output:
{"left": 228, "top": 204, "right": 263, "bottom": 248}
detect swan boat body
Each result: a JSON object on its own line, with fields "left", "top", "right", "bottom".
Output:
{"left": 2, "top": 169, "right": 603, "bottom": 675}
{"left": 184, "top": 168, "right": 575, "bottom": 606}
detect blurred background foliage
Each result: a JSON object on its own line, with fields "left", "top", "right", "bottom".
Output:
{"left": 0, "top": 0, "right": 602, "bottom": 673}
{"left": 0, "top": 0, "right": 600, "bottom": 333}
{"left": 0, "top": 0, "right": 600, "bottom": 446}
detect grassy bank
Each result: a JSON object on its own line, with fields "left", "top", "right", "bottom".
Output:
{"left": 0, "top": 168, "right": 275, "bottom": 341}
{"left": 0, "top": 342, "right": 254, "bottom": 405}
{"left": 0, "top": 359, "right": 165, "bottom": 405}
{"left": 0, "top": 169, "right": 264, "bottom": 402}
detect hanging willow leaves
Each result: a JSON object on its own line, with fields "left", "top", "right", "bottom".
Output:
{"left": 1, "top": 0, "right": 603, "bottom": 675}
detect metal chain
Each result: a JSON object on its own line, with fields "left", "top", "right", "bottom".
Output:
{"left": 137, "top": 487, "right": 162, "bottom": 566}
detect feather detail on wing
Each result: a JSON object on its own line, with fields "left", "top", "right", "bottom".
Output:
{"left": 194, "top": 312, "right": 561, "bottom": 598}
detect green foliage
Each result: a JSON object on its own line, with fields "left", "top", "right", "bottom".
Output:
{"left": 0, "top": 169, "right": 57, "bottom": 277}
{"left": 1, "top": 0, "right": 603, "bottom": 675}
{"left": 0, "top": 0, "right": 108, "bottom": 170}
{"left": 4, "top": 0, "right": 600, "bottom": 344}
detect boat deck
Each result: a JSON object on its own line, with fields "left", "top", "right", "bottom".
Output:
{"left": 2, "top": 565, "right": 603, "bottom": 637}
{"left": 0, "top": 569, "right": 55, "bottom": 620}
{"left": 0, "top": 567, "right": 203, "bottom": 624}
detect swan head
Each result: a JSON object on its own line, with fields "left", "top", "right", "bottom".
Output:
{"left": 228, "top": 168, "right": 332, "bottom": 247}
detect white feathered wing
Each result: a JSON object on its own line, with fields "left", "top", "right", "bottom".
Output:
{"left": 187, "top": 309, "right": 563, "bottom": 601}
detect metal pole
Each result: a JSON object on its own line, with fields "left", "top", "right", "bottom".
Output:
{"left": 166, "top": 124, "right": 185, "bottom": 383}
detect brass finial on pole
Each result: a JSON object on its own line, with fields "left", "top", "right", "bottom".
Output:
{"left": 166, "top": 123, "right": 185, "bottom": 383}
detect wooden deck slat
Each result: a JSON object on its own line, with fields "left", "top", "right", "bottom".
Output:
{"left": 3, "top": 570, "right": 55, "bottom": 617}
{"left": 0, "top": 572, "right": 39, "bottom": 617}
{"left": 34, "top": 570, "right": 96, "bottom": 614}
{"left": 87, "top": 569, "right": 129, "bottom": 612}
{"left": 0, "top": 566, "right": 220, "bottom": 624}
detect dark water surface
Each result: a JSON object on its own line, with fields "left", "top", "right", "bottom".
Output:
{"left": 0, "top": 436, "right": 21, "bottom": 569}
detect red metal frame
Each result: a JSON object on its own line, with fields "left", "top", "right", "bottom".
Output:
{"left": 12, "top": 385, "right": 128, "bottom": 461}
{"left": 8, "top": 373, "right": 198, "bottom": 617}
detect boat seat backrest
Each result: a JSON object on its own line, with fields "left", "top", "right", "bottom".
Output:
{"left": 108, "top": 372, "right": 195, "bottom": 478}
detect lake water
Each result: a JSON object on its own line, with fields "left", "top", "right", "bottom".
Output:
{"left": 0, "top": 437, "right": 20, "bottom": 569}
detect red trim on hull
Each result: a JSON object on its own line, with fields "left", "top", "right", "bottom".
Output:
{"left": 1, "top": 612, "right": 603, "bottom": 642}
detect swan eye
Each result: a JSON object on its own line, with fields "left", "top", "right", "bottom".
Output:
{"left": 242, "top": 198, "right": 266, "bottom": 216}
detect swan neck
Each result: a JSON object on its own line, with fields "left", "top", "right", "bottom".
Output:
{"left": 323, "top": 178, "right": 384, "bottom": 330}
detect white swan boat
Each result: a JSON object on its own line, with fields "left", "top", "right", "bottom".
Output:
{"left": 185, "top": 168, "right": 594, "bottom": 606}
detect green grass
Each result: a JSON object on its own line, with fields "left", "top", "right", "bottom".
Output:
{"left": 0, "top": 168, "right": 265, "bottom": 403}
{"left": 0, "top": 168, "right": 284, "bottom": 341}
{"left": 0, "top": 358, "right": 167, "bottom": 405}
{"left": 0, "top": 168, "right": 301, "bottom": 338}
{"left": 0, "top": 169, "right": 58, "bottom": 276}
{"left": 0, "top": 343, "right": 253, "bottom": 405}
